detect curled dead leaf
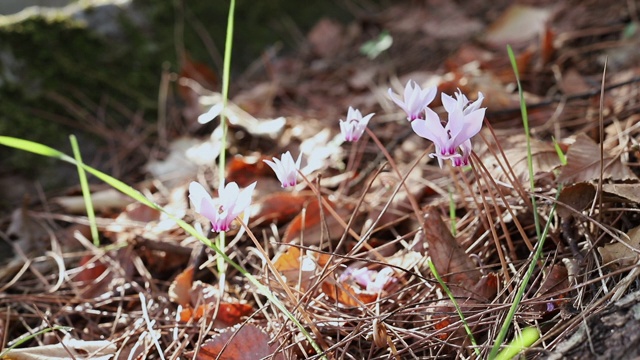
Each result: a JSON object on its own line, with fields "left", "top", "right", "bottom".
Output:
{"left": 598, "top": 225, "right": 640, "bottom": 269}
{"left": 558, "top": 134, "right": 637, "bottom": 184}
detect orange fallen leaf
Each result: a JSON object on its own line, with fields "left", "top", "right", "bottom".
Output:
{"left": 168, "top": 266, "right": 194, "bottom": 307}
{"left": 75, "top": 255, "right": 107, "bottom": 283}
{"left": 283, "top": 198, "right": 352, "bottom": 245}
{"left": 186, "top": 324, "right": 284, "bottom": 360}
{"left": 226, "top": 155, "right": 273, "bottom": 188}
{"left": 179, "top": 302, "right": 253, "bottom": 325}
{"left": 250, "top": 192, "right": 315, "bottom": 227}
{"left": 321, "top": 280, "right": 379, "bottom": 307}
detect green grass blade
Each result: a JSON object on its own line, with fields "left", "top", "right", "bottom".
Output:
{"left": 488, "top": 45, "right": 548, "bottom": 359}
{"left": 494, "top": 326, "right": 540, "bottom": 360}
{"left": 0, "top": 136, "right": 66, "bottom": 158}
{"left": 69, "top": 135, "right": 100, "bottom": 246}
{"left": 552, "top": 137, "right": 567, "bottom": 166}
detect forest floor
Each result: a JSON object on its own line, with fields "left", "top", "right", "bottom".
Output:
{"left": 2, "top": 0, "right": 640, "bottom": 359}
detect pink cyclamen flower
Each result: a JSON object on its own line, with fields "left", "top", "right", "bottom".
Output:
{"left": 342, "top": 267, "right": 395, "bottom": 293}
{"left": 263, "top": 151, "right": 302, "bottom": 188}
{"left": 388, "top": 80, "right": 437, "bottom": 121}
{"left": 340, "top": 106, "right": 375, "bottom": 142}
{"left": 411, "top": 91, "right": 485, "bottom": 168}
{"left": 188, "top": 181, "right": 256, "bottom": 232}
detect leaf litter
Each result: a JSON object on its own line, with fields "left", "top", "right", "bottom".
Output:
{"left": 2, "top": 0, "right": 640, "bottom": 359}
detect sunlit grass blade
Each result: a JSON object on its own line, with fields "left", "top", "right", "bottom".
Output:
{"left": 494, "top": 327, "right": 540, "bottom": 360}
{"left": 69, "top": 135, "right": 100, "bottom": 246}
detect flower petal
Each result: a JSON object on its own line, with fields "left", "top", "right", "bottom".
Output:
{"left": 411, "top": 108, "right": 447, "bottom": 147}
{"left": 451, "top": 108, "right": 485, "bottom": 149}
{"left": 188, "top": 182, "right": 211, "bottom": 213}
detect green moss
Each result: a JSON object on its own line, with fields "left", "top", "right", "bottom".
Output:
{"left": 0, "top": 14, "right": 159, "bottom": 180}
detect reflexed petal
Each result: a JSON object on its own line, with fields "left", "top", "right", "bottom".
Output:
{"left": 411, "top": 108, "right": 447, "bottom": 146}
{"left": 441, "top": 92, "right": 457, "bottom": 114}
{"left": 465, "top": 92, "right": 484, "bottom": 114}
{"left": 451, "top": 108, "right": 485, "bottom": 149}
{"left": 234, "top": 182, "right": 257, "bottom": 216}
{"left": 188, "top": 182, "right": 211, "bottom": 213}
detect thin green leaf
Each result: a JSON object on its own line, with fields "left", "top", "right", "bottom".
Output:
{"left": 70, "top": 135, "right": 100, "bottom": 246}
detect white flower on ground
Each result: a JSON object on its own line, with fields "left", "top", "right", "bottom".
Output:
{"left": 340, "top": 106, "right": 375, "bottom": 142}
{"left": 263, "top": 151, "right": 302, "bottom": 188}
{"left": 188, "top": 181, "right": 256, "bottom": 232}
{"left": 388, "top": 80, "right": 437, "bottom": 121}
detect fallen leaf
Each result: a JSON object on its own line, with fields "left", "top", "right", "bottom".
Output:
{"left": 181, "top": 281, "right": 254, "bottom": 326}
{"left": 422, "top": 207, "right": 482, "bottom": 290}
{"left": 602, "top": 183, "right": 640, "bottom": 204}
{"left": 179, "top": 302, "right": 254, "bottom": 325}
{"left": 273, "top": 246, "right": 318, "bottom": 290}
{"left": 250, "top": 192, "right": 315, "bottom": 227}
{"left": 598, "top": 225, "right": 640, "bottom": 269}
{"left": 226, "top": 155, "right": 273, "bottom": 188}
{"left": 168, "top": 266, "right": 194, "bottom": 307}
{"left": 2, "top": 338, "right": 116, "bottom": 360}
{"left": 283, "top": 198, "right": 352, "bottom": 246}
{"left": 558, "top": 133, "right": 638, "bottom": 184}
{"left": 557, "top": 182, "right": 597, "bottom": 219}
{"left": 53, "top": 188, "right": 133, "bottom": 214}
{"left": 483, "top": 135, "right": 563, "bottom": 184}
{"left": 74, "top": 255, "right": 108, "bottom": 284}
{"left": 321, "top": 279, "right": 379, "bottom": 307}
{"left": 484, "top": 5, "right": 554, "bottom": 46}
{"left": 186, "top": 324, "right": 284, "bottom": 360}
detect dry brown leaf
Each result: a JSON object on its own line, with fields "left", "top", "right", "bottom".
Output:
{"left": 179, "top": 302, "right": 254, "bottom": 325}
{"left": 483, "top": 136, "right": 562, "bottom": 184}
{"left": 484, "top": 5, "right": 554, "bottom": 46}
{"left": 557, "top": 182, "right": 597, "bottom": 219}
{"left": 558, "top": 133, "right": 638, "bottom": 184}
{"left": 2, "top": 338, "right": 116, "bottom": 360}
{"left": 225, "top": 155, "right": 274, "bottom": 188}
{"left": 602, "top": 183, "right": 640, "bottom": 203}
{"left": 321, "top": 279, "right": 379, "bottom": 307}
{"left": 422, "top": 207, "right": 481, "bottom": 289}
{"left": 598, "top": 225, "right": 640, "bottom": 269}
{"left": 74, "top": 255, "right": 108, "bottom": 284}
{"left": 187, "top": 324, "right": 284, "bottom": 360}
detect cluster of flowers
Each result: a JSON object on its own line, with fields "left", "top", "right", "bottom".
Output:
{"left": 189, "top": 80, "right": 485, "bottom": 233}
